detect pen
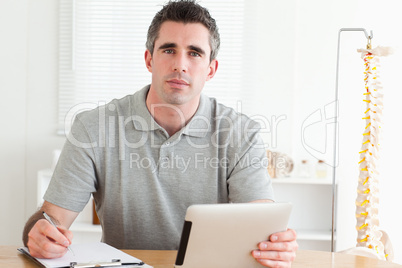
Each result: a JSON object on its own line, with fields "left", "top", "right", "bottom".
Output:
{"left": 42, "top": 212, "right": 75, "bottom": 255}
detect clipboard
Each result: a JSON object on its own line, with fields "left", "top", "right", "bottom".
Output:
{"left": 18, "top": 242, "right": 152, "bottom": 268}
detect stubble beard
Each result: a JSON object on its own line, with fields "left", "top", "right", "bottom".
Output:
{"left": 162, "top": 72, "right": 194, "bottom": 105}
{"left": 162, "top": 89, "right": 190, "bottom": 105}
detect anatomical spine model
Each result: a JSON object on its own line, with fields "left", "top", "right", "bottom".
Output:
{"left": 355, "top": 44, "right": 392, "bottom": 260}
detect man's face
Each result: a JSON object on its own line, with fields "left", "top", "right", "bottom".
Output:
{"left": 145, "top": 21, "right": 218, "bottom": 107}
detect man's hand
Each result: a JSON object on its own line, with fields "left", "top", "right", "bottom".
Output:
{"left": 26, "top": 218, "right": 73, "bottom": 259}
{"left": 252, "top": 228, "right": 298, "bottom": 268}
{"left": 23, "top": 202, "right": 78, "bottom": 259}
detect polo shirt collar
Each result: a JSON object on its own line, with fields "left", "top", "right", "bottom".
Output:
{"left": 182, "top": 93, "right": 212, "bottom": 137}
{"left": 131, "top": 85, "right": 212, "bottom": 137}
{"left": 131, "top": 85, "right": 161, "bottom": 131}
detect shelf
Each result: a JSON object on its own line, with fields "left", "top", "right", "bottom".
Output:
{"left": 271, "top": 177, "right": 333, "bottom": 185}
{"left": 295, "top": 229, "right": 332, "bottom": 241}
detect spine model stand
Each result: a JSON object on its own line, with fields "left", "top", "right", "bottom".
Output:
{"left": 356, "top": 42, "right": 391, "bottom": 260}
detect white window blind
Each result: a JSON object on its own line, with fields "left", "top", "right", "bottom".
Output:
{"left": 58, "top": 0, "right": 245, "bottom": 134}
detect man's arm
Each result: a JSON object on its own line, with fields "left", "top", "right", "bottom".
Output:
{"left": 250, "top": 199, "right": 298, "bottom": 268}
{"left": 23, "top": 201, "right": 79, "bottom": 259}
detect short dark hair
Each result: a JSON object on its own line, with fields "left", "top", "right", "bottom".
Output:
{"left": 146, "top": 0, "right": 220, "bottom": 61}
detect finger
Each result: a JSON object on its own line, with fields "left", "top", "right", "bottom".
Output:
{"left": 57, "top": 226, "right": 74, "bottom": 245}
{"left": 258, "top": 240, "right": 299, "bottom": 252}
{"left": 269, "top": 228, "right": 297, "bottom": 242}
{"left": 27, "top": 222, "right": 68, "bottom": 259}
{"left": 28, "top": 236, "right": 68, "bottom": 259}
{"left": 37, "top": 219, "right": 71, "bottom": 247}
{"left": 255, "top": 258, "right": 291, "bottom": 268}
{"left": 252, "top": 249, "right": 296, "bottom": 262}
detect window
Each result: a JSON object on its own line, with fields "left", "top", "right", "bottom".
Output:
{"left": 58, "top": 0, "right": 245, "bottom": 133}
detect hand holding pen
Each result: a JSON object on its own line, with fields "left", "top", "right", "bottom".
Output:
{"left": 25, "top": 210, "right": 74, "bottom": 259}
{"left": 42, "top": 212, "right": 75, "bottom": 256}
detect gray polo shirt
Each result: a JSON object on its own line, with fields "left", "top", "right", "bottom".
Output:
{"left": 45, "top": 85, "right": 274, "bottom": 250}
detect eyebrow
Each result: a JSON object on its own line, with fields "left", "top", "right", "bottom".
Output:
{"left": 157, "top": 43, "right": 206, "bottom": 56}
{"left": 158, "top": 42, "right": 177, "bottom": 50}
{"left": 188, "top": 45, "right": 206, "bottom": 56}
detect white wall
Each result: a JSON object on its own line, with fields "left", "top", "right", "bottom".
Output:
{"left": 25, "top": 0, "right": 65, "bottom": 220}
{"left": 0, "top": 0, "right": 65, "bottom": 246}
{"left": 0, "top": 0, "right": 28, "bottom": 245}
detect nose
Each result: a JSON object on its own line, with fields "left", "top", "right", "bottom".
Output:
{"left": 173, "top": 52, "right": 188, "bottom": 73}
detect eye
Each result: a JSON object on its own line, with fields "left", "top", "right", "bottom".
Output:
{"left": 189, "top": 51, "right": 201, "bottom": 57}
{"left": 163, "top": 49, "right": 175, "bottom": 54}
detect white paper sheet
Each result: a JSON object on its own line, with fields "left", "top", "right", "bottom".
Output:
{"left": 19, "top": 242, "right": 152, "bottom": 268}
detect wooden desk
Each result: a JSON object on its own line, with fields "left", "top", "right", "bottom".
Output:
{"left": 2, "top": 245, "right": 401, "bottom": 268}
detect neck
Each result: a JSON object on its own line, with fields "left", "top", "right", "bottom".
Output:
{"left": 146, "top": 89, "right": 200, "bottom": 137}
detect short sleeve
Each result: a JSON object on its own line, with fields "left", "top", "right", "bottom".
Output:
{"left": 44, "top": 115, "right": 98, "bottom": 212}
{"left": 227, "top": 124, "right": 275, "bottom": 203}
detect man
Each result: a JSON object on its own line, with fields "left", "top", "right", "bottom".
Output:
{"left": 23, "top": 1, "right": 298, "bottom": 267}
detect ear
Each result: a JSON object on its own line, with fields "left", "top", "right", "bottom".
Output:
{"left": 144, "top": 50, "right": 153, "bottom": 73}
{"left": 206, "top": 59, "right": 218, "bottom": 81}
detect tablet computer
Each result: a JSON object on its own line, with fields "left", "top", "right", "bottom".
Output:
{"left": 174, "top": 202, "right": 292, "bottom": 268}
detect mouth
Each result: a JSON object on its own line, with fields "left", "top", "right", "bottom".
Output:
{"left": 166, "top": 79, "right": 190, "bottom": 88}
